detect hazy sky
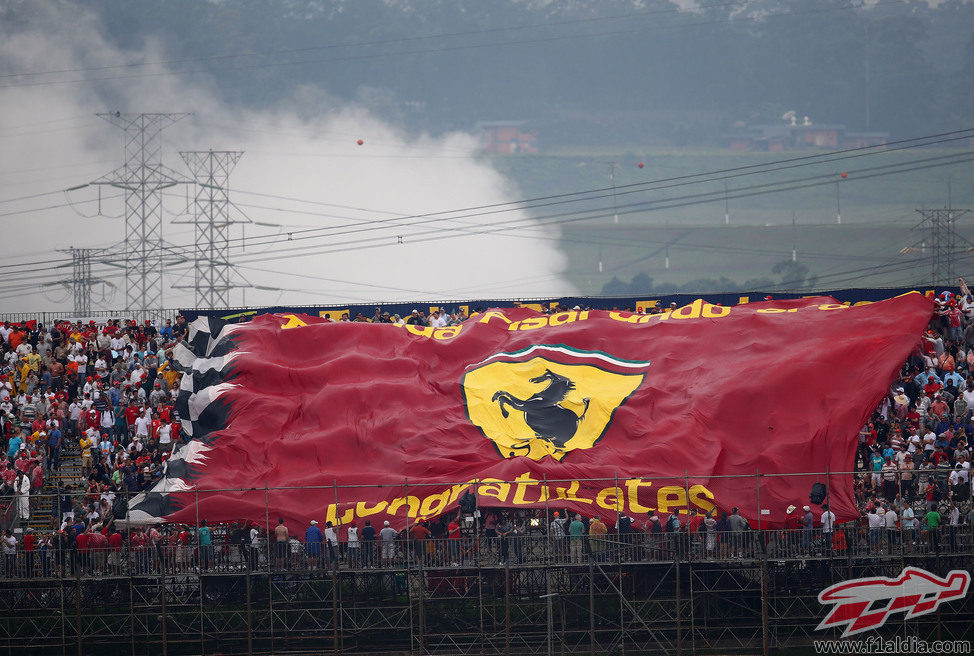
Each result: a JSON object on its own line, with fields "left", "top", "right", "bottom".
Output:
{"left": 0, "top": 2, "right": 573, "bottom": 314}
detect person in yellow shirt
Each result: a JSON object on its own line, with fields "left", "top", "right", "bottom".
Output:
{"left": 16, "top": 359, "right": 30, "bottom": 394}
{"left": 158, "top": 360, "right": 181, "bottom": 391}
{"left": 25, "top": 352, "right": 41, "bottom": 374}
{"left": 79, "top": 436, "right": 94, "bottom": 477}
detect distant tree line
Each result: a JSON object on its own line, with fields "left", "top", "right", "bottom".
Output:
{"left": 601, "top": 260, "right": 819, "bottom": 295}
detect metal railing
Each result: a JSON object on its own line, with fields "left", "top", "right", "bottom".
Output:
{"left": 1, "top": 524, "right": 970, "bottom": 580}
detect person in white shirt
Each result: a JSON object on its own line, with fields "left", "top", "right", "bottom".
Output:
{"left": 907, "top": 433, "right": 921, "bottom": 454}
{"left": 323, "top": 521, "right": 339, "bottom": 565}
{"left": 820, "top": 504, "right": 836, "bottom": 555}
{"left": 901, "top": 505, "right": 916, "bottom": 552}
{"left": 346, "top": 522, "right": 360, "bottom": 567}
{"left": 134, "top": 414, "right": 150, "bottom": 439}
{"left": 883, "top": 505, "right": 898, "bottom": 553}
{"left": 430, "top": 310, "right": 448, "bottom": 329}
{"left": 157, "top": 420, "right": 172, "bottom": 452}
{"left": 948, "top": 502, "right": 962, "bottom": 551}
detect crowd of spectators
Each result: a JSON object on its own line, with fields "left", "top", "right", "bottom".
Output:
{"left": 0, "top": 287, "right": 972, "bottom": 578}
{"left": 0, "top": 316, "right": 189, "bottom": 546}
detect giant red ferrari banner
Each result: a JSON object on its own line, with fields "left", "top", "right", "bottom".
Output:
{"left": 129, "top": 294, "right": 933, "bottom": 531}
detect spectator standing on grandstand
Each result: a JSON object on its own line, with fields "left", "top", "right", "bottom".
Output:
{"left": 801, "top": 506, "right": 813, "bottom": 552}
{"left": 15, "top": 471, "right": 29, "bottom": 520}
{"left": 881, "top": 457, "right": 899, "bottom": 500}
{"left": 883, "top": 504, "right": 898, "bottom": 553}
{"left": 3, "top": 530, "right": 16, "bottom": 576}
{"left": 346, "top": 521, "right": 359, "bottom": 568}
{"left": 568, "top": 514, "right": 585, "bottom": 563}
{"left": 589, "top": 515, "right": 607, "bottom": 561}
{"left": 304, "top": 520, "right": 323, "bottom": 569}
{"left": 323, "top": 521, "right": 339, "bottom": 566}
{"left": 492, "top": 514, "right": 510, "bottom": 565}
{"left": 820, "top": 504, "right": 836, "bottom": 556}
{"left": 273, "top": 518, "right": 288, "bottom": 569}
{"left": 925, "top": 507, "right": 941, "bottom": 552}
{"left": 728, "top": 507, "right": 748, "bottom": 558}
{"left": 379, "top": 520, "right": 397, "bottom": 567}
{"left": 361, "top": 520, "right": 376, "bottom": 568}
{"left": 247, "top": 524, "right": 261, "bottom": 570}
{"left": 901, "top": 504, "right": 916, "bottom": 552}
{"left": 947, "top": 501, "right": 961, "bottom": 551}
{"left": 198, "top": 520, "right": 213, "bottom": 571}
{"left": 549, "top": 512, "right": 567, "bottom": 560}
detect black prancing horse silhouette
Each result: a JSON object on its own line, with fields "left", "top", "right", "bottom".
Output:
{"left": 491, "top": 369, "right": 590, "bottom": 449}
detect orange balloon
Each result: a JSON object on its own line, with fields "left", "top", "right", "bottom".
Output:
{"left": 357, "top": 139, "right": 364, "bottom": 146}
{"left": 637, "top": 162, "right": 644, "bottom": 168}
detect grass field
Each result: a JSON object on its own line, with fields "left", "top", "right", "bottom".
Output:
{"left": 489, "top": 147, "right": 974, "bottom": 294}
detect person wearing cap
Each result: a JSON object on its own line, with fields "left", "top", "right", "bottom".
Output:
{"left": 379, "top": 520, "right": 397, "bottom": 567}
{"left": 406, "top": 310, "right": 427, "bottom": 327}
{"left": 304, "top": 519, "right": 324, "bottom": 569}
{"left": 429, "top": 309, "right": 448, "bottom": 329}
{"left": 323, "top": 520, "right": 340, "bottom": 566}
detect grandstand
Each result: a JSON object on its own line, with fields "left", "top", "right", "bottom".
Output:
{"left": 0, "top": 291, "right": 972, "bottom": 654}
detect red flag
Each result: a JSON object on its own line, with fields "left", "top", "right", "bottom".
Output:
{"left": 130, "top": 294, "right": 932, "bottom": 531}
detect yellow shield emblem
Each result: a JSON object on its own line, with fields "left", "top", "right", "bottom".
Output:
{"left": 461, "top": 349, "right": 647, "bottom": 461}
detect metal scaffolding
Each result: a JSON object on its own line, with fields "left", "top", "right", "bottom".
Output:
{"left": 0, "top": 543, "right": 971, "bottom": 655}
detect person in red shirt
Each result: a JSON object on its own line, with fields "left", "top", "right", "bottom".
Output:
{"left": 175, "top": 525, "right": 190, "bottom": 573}
{"left": 124, "top": 401, "right": 141, "bottom": 431}
{"left": 87, "top": 529, "right": 108, "bottom": 574}
{"left": 158, "top": 403, "right": 172, "bottom": 423}
{"left": 130, "top": 529, "right": 148, "bottom": 574}
{"left": 447, "top": 516, "right": 462, "bottom": 565}
{"left": 107, "top": 529, "right": 123, "bottom": 574}
{"left": 30, "top": 461, "right": 42, "bottom": 514}
{"left": 22, "top": 529, "right": 35, "bottom": 578}
{"left": 75, "top": 530, "right": 90, "bottom": 575}
{"left": 87, "top": 405, "right": 101, "bottom": 430}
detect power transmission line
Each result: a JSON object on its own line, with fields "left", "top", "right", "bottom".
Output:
{"left": 174, "top": 150, "right": 247, "bottom": 309}
{"left": 90, "top": 112, "right": 191, "bottom": 315}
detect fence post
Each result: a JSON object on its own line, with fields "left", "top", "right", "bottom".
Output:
{"left": 757, "top": 471, "right": 769, "bottom": 656}
{"left": 196, "top": 485, "right": 204, "bottom": 655}
{"left": 333, "top": 479, "right": 341, "bottom": 656}
{"left": 264, "top": 484, "right": 274, "bottom": 655}
{"left": 542, "top": 475, "right": 550, "bottom": 565}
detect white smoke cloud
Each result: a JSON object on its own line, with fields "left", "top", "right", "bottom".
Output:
{"left": 0, "top": 2, "right": 572, "bottom": 314}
